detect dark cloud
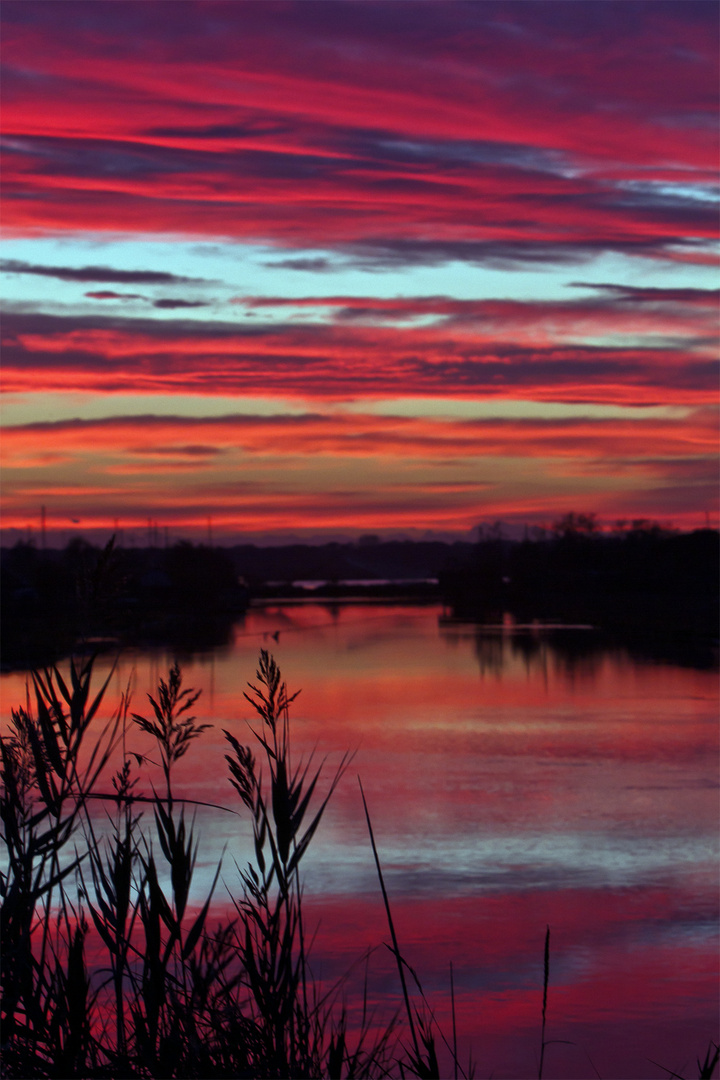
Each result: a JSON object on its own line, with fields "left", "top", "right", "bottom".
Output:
{"left": 571, "top": 282, "right": 720, "bottom": 304}
{"left": 152, "top": 298, "right": 209, "bottom": 309}
{"left": 328, "top": 237, "right": 704, "bottom": 270}
{"left": 85, "top": 290, "right": 144, "bottom": 301}
{"left": 329, "top": 129, "right": 573, "bottom": 175}
{"left": 1, "top": 259, "right": 206, "bottom": 285}
{"left": 1, "top": 309, "right": 274, "bottom": 341}
{"left": 128, "top": 444, "right": 223, "bottom": 457}
{"left": 82, "top": 290, "right": 209, "bottom": 308}
{"left": 3, "top": 131, "right": 352, "bottom": 184}
{"left": 616, "top": 457, "right": 720, "bottom": 482}
{"left": 144, "top": 119, "right": 293, "bottom": 140}
{"left": 6, "top": 0, "right": 715, "bottom": 76}
{"left": 264, "top": 256, "right": 336, "bottom": 273}
{"left": 2, "top": 133, "right": 196, "bottom": 181}
{"left": 11, "top": 413, "right": 332, "bottom": 436}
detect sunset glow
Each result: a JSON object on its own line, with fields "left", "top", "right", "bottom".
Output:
{"left": 2, "top": 0, "right": 718, "bottom": 542}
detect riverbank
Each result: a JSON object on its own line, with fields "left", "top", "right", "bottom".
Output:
{"left": 2, "top": 529, "right": 717, "bottom": 671}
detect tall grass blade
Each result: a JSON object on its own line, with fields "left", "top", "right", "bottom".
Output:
{"left": 539, "top": 924, "right": 550, "bottom": 1079}
{"left": 358, "top": 776, "right": 422, "bottom": 1067}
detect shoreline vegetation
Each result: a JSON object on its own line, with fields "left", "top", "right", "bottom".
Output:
{"left": 2, "top": 523, "right": 718, "bottom": 672}
{"left": 2, "top": 649, "right": 718, "bottom": 1080}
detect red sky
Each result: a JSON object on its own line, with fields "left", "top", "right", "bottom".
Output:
{"left": 1, "top": 0, "right": 718, "bottom": 543}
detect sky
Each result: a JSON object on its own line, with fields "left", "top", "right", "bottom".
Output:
{"left": 1, "top": 0, "right": 718, "bottom": 546}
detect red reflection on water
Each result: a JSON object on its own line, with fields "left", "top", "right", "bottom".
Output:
{"left": 2, "top": 606, "right": 717, "bottom": 1078}
{"left": 67, "top": 879, "right": 719, "bottom": 1079}
{"left": 273, "top": 888, "right": 718, "bottom": 1080}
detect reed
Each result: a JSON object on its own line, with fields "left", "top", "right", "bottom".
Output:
{"left": 0, "top": 650, "right": 395, "bottom": 1078}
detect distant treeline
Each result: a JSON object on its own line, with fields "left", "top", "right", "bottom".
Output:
{"left": 2, "top": 526, "right": 718, "bottom": 670}
{"left": 440, "top": 524, "right": 719, "bottom": 658}
{"left": 1, "top": 539, "right": 247, "bottom": 669}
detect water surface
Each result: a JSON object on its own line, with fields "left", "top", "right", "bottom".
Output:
{"left": 2, "top": 603, "right": 717, "bottom": 1078}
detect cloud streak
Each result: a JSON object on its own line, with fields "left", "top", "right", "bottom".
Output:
{"left": 1, "top": 259, "right": 207, "bottom": 285}
{"left": 2, "top": 305, "right": 715, "bottom": 406}
{"left": 5, "top": 410, "right": 716, "bottom": 463}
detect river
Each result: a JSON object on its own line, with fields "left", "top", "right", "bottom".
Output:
{"left": 1, "top": 602, "right": 717, "bottom": 1079}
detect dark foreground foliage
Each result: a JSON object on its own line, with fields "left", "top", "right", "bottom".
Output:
{"left": 0, "top": 650, "right": 459, "bottom": 1079}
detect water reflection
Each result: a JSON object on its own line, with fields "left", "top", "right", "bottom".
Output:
{"left": 1, "top": 603, "right": 717, "bottom": 1079}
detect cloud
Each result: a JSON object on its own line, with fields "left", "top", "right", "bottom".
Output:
{"left": 570, "top": 282, "right": 720, "bottom": 305}
{"left": 127, "top": 443, "right": 223, "bottom": 458}
{"left": 265, "top": 256, "right": 336, "bottom": 273}
{"left": 152, "top": 298, "right": 209, "bottom": 309}
{"left": 4, "top": 410, "right": 716, "bottom": 465}
{"left": 236, "top": 289, "right": 719, "bottom": 330}
{"left": 329, "top": 234, "right": 717, "bottom": 272}
{"left": 2, "top": 307, "right": 715, "bottom": 406}
{"left": 1, "top": 259, "right": 207, "bottom": 285}
{"left": 144, "top": 118, "right": 294, "bottom": 141}
{"left": 82, "top": 289, "right": 209, "bottom": 308}
{"left": 85, "top": 290, "right": 144, "bottom": 301}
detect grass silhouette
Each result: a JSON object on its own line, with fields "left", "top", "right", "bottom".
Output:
{"left": 1, "top": 650, "right": 413, "bottom": 1077}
